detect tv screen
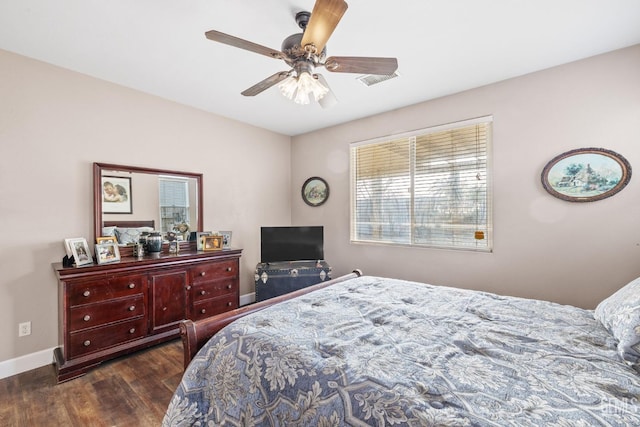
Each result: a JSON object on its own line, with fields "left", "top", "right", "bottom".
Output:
{"left": 260, "top": 226, "right": 324, "bottom": 263}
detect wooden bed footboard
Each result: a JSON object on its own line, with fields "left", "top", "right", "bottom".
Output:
{"left": 180, "top": 269, "right": 363, "bottom": 369}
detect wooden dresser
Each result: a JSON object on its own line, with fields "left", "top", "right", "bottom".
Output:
{"left": 53, "top": 248, "right": 242, "bottom": 382}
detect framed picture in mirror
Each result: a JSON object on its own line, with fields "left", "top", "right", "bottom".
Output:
{"left": 102, "top": 176, "right": 132, "bottom": 214}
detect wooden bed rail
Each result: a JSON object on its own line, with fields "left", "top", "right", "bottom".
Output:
{"left": 180, "top": 269, "right": 363, "bottom": 369}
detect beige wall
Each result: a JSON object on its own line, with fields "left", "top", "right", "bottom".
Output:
{"left": 0, "top": 50, "right": 291, "bottom": 364}
{"left": 2, "top": 44, "right": 639, "bottom": 371}
{"left": 292, "top": 44, "right": 640, "bottom": 310}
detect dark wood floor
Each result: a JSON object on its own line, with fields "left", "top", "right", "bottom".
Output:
{"left": 0, "top": 340, "right": 183, "bottom": 427}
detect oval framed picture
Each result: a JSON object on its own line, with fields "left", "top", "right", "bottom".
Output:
{"left": 301, "top": 177, "right": 329, "bottom": 207}
{"left": 541, "top": 147, "right": 631, "bottom": 202}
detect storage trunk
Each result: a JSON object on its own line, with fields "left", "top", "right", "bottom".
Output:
{"left": 255, "top": 260, "right": 332, "bottom": 302}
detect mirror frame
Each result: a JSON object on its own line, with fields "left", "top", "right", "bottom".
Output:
{"left": 93, "top": 162, "right": 203, "bottom": 244}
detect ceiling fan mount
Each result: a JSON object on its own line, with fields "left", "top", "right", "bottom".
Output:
{"left": 281, "top": 14, "right": 327, "bottom": 69}
{"left": 295, "top": 11, "right": 311, "bottom": 30}
{"left": 204, "top": 0, "right": 398, "bottom": 106}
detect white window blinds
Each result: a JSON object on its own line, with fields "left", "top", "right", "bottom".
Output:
{"left": 350, "top": 117, "right": 492, "bottom": 251}
{"left": 159, "top": 177, "right": 190, "bottom": 232}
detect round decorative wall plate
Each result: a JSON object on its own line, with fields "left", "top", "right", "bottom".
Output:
{"left": 541, "top": 147, "right": 631, "bottom": 202}
{"left": 301, "top": 177, "right": 329, "bottom": 206}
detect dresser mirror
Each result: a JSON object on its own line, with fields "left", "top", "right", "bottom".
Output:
{"left": 93, "top": 162, "right": 203, "bottom": 245}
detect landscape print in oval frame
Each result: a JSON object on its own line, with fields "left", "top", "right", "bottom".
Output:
{"left": 541, "top": 148, "right": 631, "bottom": 202}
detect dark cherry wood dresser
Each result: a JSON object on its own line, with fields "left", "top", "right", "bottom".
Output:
{"left": 53, "top": 248, "right": 242, "bottom": 382}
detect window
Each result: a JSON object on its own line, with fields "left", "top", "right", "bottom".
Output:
{"left": 350, "top": 116, "right": 492, "bottom": 251}
{"left": 159, "top": 177, "right": 190, "bottom": 233}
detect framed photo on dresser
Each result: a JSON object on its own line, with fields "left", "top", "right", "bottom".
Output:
{"left": 219, "top": 231, "right": 232, "bottom": 249}
{"left": 203, "top": 235, "right": 223, "bottom": 251}
{"left": 196, "top": 231, "right": 213, "bottom": 251}
{"left": 66, "top": 237, "right": 93, "bottom": 266}
{"left": 95, "top": 242, "right": 121, "bottom": 264}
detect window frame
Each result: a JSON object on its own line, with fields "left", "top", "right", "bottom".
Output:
{"left": 350, "top": 116, "right": 493, "bottom": 252}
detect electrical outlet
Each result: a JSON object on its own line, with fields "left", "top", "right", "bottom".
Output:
{"left": 18, "top": 321, "right": 31, "bottom": 337}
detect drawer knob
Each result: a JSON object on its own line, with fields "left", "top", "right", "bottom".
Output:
{"left": 200, "top": 290, "right": 206, "bottom": 295}
{"left": 83, "top": 290, "right": 91, "bottom": 297}
{"left": 186, "top": 285, "right": 192, "bottom": 291}
{"left": 227, "top": 302, "right": 232, "bottom": 306}
{"left": 83, "top": 315, "right": 91, "bottom": 322}
{"left": 83, "top": 340, "right": 91, "bottom": 347}
{"left": 200, "top": 309, "right": 206, "bottom": 314}
{"left": 200, "top": 271, "right": 206, "bottom": 276}
{"left": 128, "top": 305, "right": 136, "bottom": 311}
{"left": 226, "top": 284, "right": 232, "bottom": 289}
{"left": 226, "top": 267, "right": 232, "bottom": 272}
{"left": 128, "top": 283, "right": 135, "bottom": 289}
{"left": 129, "top": 328, "right": 136, "bottom": 334}
{"left": 162, "top": 307, "right": 167, "bottom": 311}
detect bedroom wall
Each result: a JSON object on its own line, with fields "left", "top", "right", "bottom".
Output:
{"left": 291, "top": 44, "right": 640, "bottom": 310}
{"left": 0, "top": 50, "right": 291, "bottom": 371}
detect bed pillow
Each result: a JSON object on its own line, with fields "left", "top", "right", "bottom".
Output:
{"left": 102, "top": 226, "right": 117, "bottom": 237}
{"left": 594, "top": 277, "right": 640, "bottom": 364}
{"left": 114, "top": 227, "right": 154, "bottom": 245}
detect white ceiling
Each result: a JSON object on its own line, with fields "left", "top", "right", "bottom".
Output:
{"left": 1, "top": 1, "right": 639, "bottom": 136}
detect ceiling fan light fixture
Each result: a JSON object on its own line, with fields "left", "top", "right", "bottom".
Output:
{"left": 278, "top": 70, "right": 328, "bottom": 105}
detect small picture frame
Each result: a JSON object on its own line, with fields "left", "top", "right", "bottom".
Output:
{"left": 196, "top": 231, "right": 213, "bottom": 251}
{"left": 64, "top": 237, "right": 82, "bottom": 258}
{"left": 96, "top": 236, "right": 118, "bottom": 244}
{"left": 219, "top": 231, "right": 232, "bottom": 249}
{"left": 67, "top": 238, "right": 93, "bottom": 266}
{"left": 168, "top": 240, "right": 180, "bottom": 254}
{"left": 95, "top": 242, "right": 121, "bottom": 264}
{"left": 203, "top": 235, "right": 223, "bottom": 251}
{"left": 301, "top": 176, "right": 329, "bottom": 207}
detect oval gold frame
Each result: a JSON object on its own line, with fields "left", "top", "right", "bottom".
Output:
{"left": 541, "top": 148, "right": 631, "bottom": 202}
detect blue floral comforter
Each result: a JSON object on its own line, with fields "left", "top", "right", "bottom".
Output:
{"left": 163, "top": 276, "right": 640, "bottom": 426}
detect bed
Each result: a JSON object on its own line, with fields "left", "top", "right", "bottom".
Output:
{"left": 102, "top": 219, "right": 155, "bottom": 244}
{"left": 163, "top": 271, "right": 640, "bottom": 426}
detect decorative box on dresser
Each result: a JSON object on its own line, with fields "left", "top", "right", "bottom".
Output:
{"left": 53, "top": 248, "right": 242, "bottom": 383}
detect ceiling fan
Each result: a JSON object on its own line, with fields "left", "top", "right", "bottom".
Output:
{"left": 204, "top": 0, "right": 398, "bottom": 107}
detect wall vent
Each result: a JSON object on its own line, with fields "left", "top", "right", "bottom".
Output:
{"left": 357, "top": 71, "right": 400, "bottom": 87}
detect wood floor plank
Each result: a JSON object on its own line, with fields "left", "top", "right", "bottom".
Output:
{"left": 0, "top": 340, "right": 184, "bottom": 426}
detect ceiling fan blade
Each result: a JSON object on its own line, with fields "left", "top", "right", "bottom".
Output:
{"left": 324, "top": 56, "right": 398, "bottom": 75}
{"left": 315, "top": 74, "right": 338, "bottom": 109}
{"left": 300, "top": 0, "right": 348, "bottom": 55}
{"left": 241, "top": 71, "right": 291, "bottom": 96}
{"left": 205, "top": 30, "right": 286, "bottom": 60}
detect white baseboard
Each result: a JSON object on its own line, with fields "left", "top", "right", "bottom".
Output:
{"left": 0, "top": 293, "right": 256, "bottom": 380}
{"left": 240, "top": 292, "right": 255, "bottom": 306}
{"left": 0, "top": 347, "right": 55, "bottom": 380}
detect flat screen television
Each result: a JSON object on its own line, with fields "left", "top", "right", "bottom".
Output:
{"left": 260, "top": 226, "right": 324, "bottom": 263}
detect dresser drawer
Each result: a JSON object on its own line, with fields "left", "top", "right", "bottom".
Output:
{"left": 190, "top": 260, "right": 237, "bottom": 284}
{"left": 191, "top": 278, "right": 237, "bottom": 302}
{"left": 192, "top": 295, "right": 237, "bottom": 321}
{"left": 69, "top": 295, "right": 145, "bottom": 331}
{"left": 68, "top": 275, "right": 146, "bottom": 306}
{"left": 68, "top": 317, "right": 146, "bottom": 358}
